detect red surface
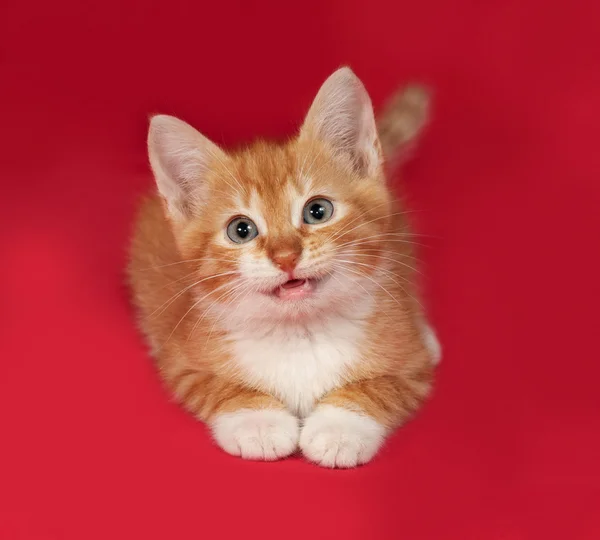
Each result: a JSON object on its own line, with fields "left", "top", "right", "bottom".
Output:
{"left": 1, "top": 1, "right": 599, "bottom": 538}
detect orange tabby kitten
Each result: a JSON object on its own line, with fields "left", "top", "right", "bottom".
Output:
{"left": 127, "top": 68, "right": 440, "bottom": 467}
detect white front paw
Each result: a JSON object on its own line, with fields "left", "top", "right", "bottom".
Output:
{"left": 300, "top": 405, "right": 386, "bottom": 468}
{"left": 211, "top": 408, "right": 299, "bottom": 461}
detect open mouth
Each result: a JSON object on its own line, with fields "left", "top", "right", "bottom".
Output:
{"left": 274, "top": 278, "right": 314, "bottom": 301}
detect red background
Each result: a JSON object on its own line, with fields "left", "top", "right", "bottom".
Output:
{"left": 1, "top": 0, "right": 599, "bottom": 538}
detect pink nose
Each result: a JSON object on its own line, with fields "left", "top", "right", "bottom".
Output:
{"left": 272, "top": 251, "right": 300, "bottom": 273}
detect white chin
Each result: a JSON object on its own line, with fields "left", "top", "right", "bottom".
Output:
{"left": 270, "top": 296, "right": 319, "bottom": 317}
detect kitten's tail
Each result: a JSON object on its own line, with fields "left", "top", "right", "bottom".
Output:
{"left": 376, "top": 84, "right": 432, "bottom": 169}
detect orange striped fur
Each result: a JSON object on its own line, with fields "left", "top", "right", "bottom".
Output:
{"left": 127, "top": 68, "right": 440, "bottom": 467}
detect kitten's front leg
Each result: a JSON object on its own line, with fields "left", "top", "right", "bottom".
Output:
{"left": 171, "top": 370, "right": 299, "bottom": 461}
{"left": 300, "top": 372, "right": 432, "bottom": 468}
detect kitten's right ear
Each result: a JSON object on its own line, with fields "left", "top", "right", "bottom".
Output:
{"left": 148, "top": 115, "right": 223, "bottom": 221}
{"left": 300, "top": 67, "right": 380, "bottom": 177}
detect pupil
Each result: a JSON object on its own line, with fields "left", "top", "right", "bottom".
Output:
{"left": 237, "top": 222, "right": 250, "bottom": 238}
{"left": 310, "top": 203, "right": 325, "bottom": 220}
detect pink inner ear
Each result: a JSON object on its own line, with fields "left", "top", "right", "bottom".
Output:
{"left": 148, "top": 114, "right": 224, "bottom": 221}
{"left": 301, "top": 68, "right": 380, "bottom": 177}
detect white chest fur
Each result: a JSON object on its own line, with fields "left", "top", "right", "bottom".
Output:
{"left": 229, "top": 316, "right": 366, "bottom": 417}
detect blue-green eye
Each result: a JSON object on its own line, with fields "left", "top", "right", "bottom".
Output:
{"left": 226, "top": 217, "right": 258, "bottom": 244}
{"left": 303, "top": 198, "right": 334, "bottom": 225}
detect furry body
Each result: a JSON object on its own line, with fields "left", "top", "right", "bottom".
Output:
{"left": 127, "top": 68, "right": 440, "bottom": 467}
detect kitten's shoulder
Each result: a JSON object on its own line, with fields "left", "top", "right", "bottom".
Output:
{"left": 129, "top": 193, "right": 175, "bottom": 267}
{"left": 132, "top": 193, "right": 166, "bottom": 237}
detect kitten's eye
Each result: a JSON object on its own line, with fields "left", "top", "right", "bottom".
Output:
{"left": 226, "top": 217, "right": 258, "bottom": 244}
{"left": 303, "top": 198, "right": 334, "bottom": 225}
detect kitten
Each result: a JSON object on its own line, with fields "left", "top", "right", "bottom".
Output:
{"left": 127, "top": 67, "right": 441, "bottom": 468}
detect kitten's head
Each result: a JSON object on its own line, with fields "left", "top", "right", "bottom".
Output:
{"left": 148, "top": 68, "right": 402, "bottom": 326}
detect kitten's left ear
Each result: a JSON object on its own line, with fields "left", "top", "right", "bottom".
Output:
{"left": 300, "top": 67, "right": 380, "bottom": 177}
{"left": 148, "top": 114, "right": 224, "bottom": 222}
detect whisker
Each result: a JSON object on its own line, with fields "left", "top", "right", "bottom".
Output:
{"left": 158, "top": 269, "right": 200, "bottom": 291}
{"left": 140, "top": 258, "right": 204, "bottom": 271}
{"left": 334, "top": 258, "right": 412, "bottom": 285}
{"left": 339, "top": 249, "right": 422, "bottom": 275}
{"left": 334, "top": 261, "right": 423, "bottom": 309}
{"left": 329, "top": 266, "right": 373, "bottom": 305}
{"left": 332, "top": 267, "right": 395, "bottom": 323}
{"left": 322, "top": 200, "right": 393, "bottom": 244}
{"left": 342, "top": 246, "right": 421, "bottom": 262}
{"left": 326, "top": 209, "right": 411, "bottom": 240}
{"left": 141, "top": 257, "right": 239, "bottom": 271}
{"left": 328, "top": 210, "right": 416, "bottom": 244}
{"left": 160, "top": 281, "right": 234, "bottom": 349}
{"left": 204, "top": 282, "right": 255, "bottom": 344}
{"left": 188, "top": 279, "right": 247, "bottom": 341}
{"left": 334, "top": 234, "right": 429, "bottom": 250}
{"left": 147, "top": 271, "right": 238, "bottom": 319}
{"left": 333, "top": 263, "right": 403, "bottom": 307}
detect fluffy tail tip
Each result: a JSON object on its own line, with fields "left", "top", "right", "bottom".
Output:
{"left": 377, "top": 84, "right": 432, "bottom": 165}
